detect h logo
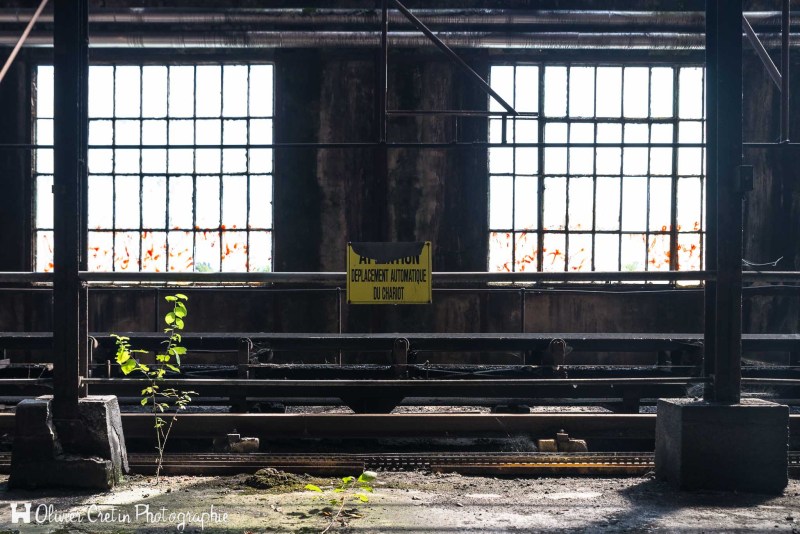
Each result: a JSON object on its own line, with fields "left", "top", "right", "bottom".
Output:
{"left": 10, "top": 502, "right": 32, "bottom": 524}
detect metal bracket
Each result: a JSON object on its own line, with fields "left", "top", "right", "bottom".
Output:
{"left": 392, "top": 337, "right": 410, "bottom": 378}
{"left": 736, "top": 165, "right": 754, "bottom": 193}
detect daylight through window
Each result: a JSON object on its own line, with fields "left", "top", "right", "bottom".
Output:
{"left": 488, "top": 65, "right": 705, "bottom": 273}
{"left": 34, "top": 64, "right": 274, "bottom": 273}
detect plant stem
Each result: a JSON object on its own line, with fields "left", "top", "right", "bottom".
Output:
{"left": 321, "top": 495, "right": 348, "bottom": 534}
{"left": 156, "top": 412, "right": 179, "bottom": 482}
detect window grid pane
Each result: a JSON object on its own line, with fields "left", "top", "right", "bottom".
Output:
{"left": 488, "top": 64, "right": 705, "bottom": 275}
{"left": 34, "top": 64, "right": 274, "bottom": 273}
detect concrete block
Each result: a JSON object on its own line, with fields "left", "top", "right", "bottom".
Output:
{"left": 655, "top": 398, "right": 789, "bottom": 494}
{"left": 9, "top": 395, "right": 129, "bottom": 490}
{"left": 11, "top": 398, "right": 61, "bottom": 460}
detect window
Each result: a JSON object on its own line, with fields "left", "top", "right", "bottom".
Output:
{"left": 488, "top": 65, "right": 705, "bottom": 273}
{"left": 34, "top": 64, "right": 274, "bottom": 273}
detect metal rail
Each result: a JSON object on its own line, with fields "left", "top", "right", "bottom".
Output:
{"left": 3, "top": 330, "right": 800, "bottom": 354}
{"left": 2, "top": 450, "right": 798, "bottom": 477}
{"left": 1, "top": 412, "right": 798, "bottom": 442}
{"left": 4, "top": 270, "right": 800, "bottom": 287}
{"left": 0, "top": 412, "right": 666, "bottom": 439}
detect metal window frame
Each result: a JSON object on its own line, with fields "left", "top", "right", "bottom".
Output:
{"left": 32, "top": 60, "right": 275, "bottom": 274}
{"left": 488, "top": 61, "right": 707, "bottom": 276}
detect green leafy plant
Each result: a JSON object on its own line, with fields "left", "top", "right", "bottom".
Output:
{"left": 112, "top": 293, "right": 197, "bottom": 483}
{"left": 305, "top": 471, "right": 377, "bottom": 533}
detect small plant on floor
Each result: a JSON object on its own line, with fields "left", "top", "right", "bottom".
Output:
{"left": 112, "top": 293, "right": 197, "bottom": 483}
{"left": 305, "top": 471, "right": 377, "bottom": 533}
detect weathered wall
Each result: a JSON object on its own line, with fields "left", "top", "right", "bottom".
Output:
{"left": 0, "top": 59, "right": 30, "bottom": 272}
{"left": 742, "top": 52, "right": 800, "bottom": 335}
{"left": 2, "top": 40, "right": 799, "bottom": 365}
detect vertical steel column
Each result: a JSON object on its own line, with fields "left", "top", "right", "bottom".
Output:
{"left": 52, "top": 0, "right": 89, "bottom": 419}
{"left": 378, "top": 0, "right": 388, "bottom": 144}
{"left": 710, "top": 0, "right": 744, "bottom": 403}
{"left": 369, "top": 0, "right": 389, "bottom": 244}
{"left": 703, "top": 0, "right": 719, "bottom": 400}
{"left": 781, "top": 0, "right": 791, "bottom": 142}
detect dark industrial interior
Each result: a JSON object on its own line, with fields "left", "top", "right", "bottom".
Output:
{"left": 0, "top": 1, "right": 799, "bottom": 531}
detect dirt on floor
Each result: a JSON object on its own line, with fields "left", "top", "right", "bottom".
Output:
{"left": 1, "top": 471, "right": 799, "bottom": 533}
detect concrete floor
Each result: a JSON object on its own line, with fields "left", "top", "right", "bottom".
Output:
{"left": 1, "top": 472, "right": 799, "bottom": 533}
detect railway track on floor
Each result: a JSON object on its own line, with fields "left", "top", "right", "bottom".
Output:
{"left": 2, "top": 451, "right": 799, "bottom": 477}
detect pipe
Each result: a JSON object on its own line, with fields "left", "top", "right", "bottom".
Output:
{"left": 7, "top": 270, "right": 800, "bottom": 287}
{"left": 4, "top": 30, "right": 800, "bottom": 50}
{"left": 0, "top": 31, "right": 711, "bottom": 49}
{"left": 0, "top": 9, "right": 713, "bottom": 28}
{"left": 80, "top": 270, "right": 712, "bottom": 285}
{"left": 0, "top": 272, "right": 53, "bottom": 283}
{"left": 0, "top": 9, "right": 796, "bottom": 30}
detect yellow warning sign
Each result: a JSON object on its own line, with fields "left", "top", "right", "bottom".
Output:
{"left": 347, "top": 242, "right": 432, "bottom": 305}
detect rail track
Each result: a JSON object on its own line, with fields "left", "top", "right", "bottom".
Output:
{"left": 2, "top": 451, "right": 799, "bottom": 477}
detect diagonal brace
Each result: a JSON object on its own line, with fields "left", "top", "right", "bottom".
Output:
{"left": 0, "top": 0, "right": 49, "bottom": 87}
{"left": 389, "top": 0, "right": 517, "bottom": 116}
{"left": 742, "top": 14, "right": 782, "bottom": 89}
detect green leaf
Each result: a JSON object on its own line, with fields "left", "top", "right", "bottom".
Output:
{"left": 174, "top": 317, "right": 185, "bottom": 329}
{"left": 361, "top": 486, "right": 374, "bottom": 493}
{"left": 165, "top": 312, "right": 176, "bottom": 325}
{"left": 120, "top": 359, "right": 137, "bottom": 375}
{"left": 304, "top": 484, "right": 323, "bottom": 492}
{"left": 174, "top": 302, "right": 188, "bottom": 318}
{"left": 355, "top": 493, "right": 369, "bottom": 502}
{"left": 141, "top": 387, "right": 153, "bottom": 395}
{"left": 165, "top": 296, "right": 177, "bottom": 302}
{"left": 116, "top": 352, "right": 131, "bottom": 364}
{"left": 341, "top": 476, "right": 355, "bottom": 484}
{"left": 175, "top": 293, "right": 188, "bottom": 301}
{"left": 166, "top": 364, "right": 180, "bottom": 373}
{"left": 333, "top": 488, "right": 344, "bottom": 493}
{"left": 358, "top": 471, "right": 377, "bottom": 483}
{"left": 140, "top": 397, "right": 148, "bottom": 406}
{"left": 170, "top": 346, "right": 187, "bottom": 355}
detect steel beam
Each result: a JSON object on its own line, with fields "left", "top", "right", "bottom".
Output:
{"left": 782, "top": 0, "right": 791, "bottom": 142}
{"left": 52, "top": 0, "right": 88, "bottom": 419}
{"left": 703, "top": 0, "right": 719, "bottom": 401}
{"left": 708, "top": 0, "right": 744, "bottom": 403}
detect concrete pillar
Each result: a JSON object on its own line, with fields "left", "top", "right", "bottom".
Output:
{"left": 655, "top": 398, "right": 788, "bottom": 494}
{"left": 9, "top": 395, "right": 129, "bottom": 490}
